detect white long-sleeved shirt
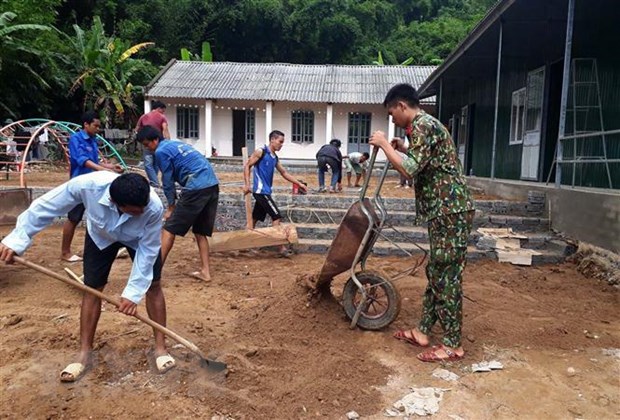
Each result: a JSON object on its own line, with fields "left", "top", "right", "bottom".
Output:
{"left": 1, "top": 171, "right": 164, "bottom": 303}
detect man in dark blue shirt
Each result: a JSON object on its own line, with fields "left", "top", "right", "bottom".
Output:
{"left": 61, "top": 111, "right": 123, "bottom": 262}
{"left": 137, "top": 125, "right": 219, "bottom": 282}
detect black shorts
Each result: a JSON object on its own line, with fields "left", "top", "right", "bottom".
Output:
{"left": 83, "top": 231, "right": 162, "bottom": 289}
{"left": 68, "top": 203, "right": 85, "bottom": 223}
{"left": 164, "top": 185, "right": 219, "bottom": 237}
{"left": 252, "top": 193, "right": 281, "bottom": 222}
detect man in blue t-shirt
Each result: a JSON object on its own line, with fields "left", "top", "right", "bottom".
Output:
{"left": 61, "top": 110, "right": 123, "bottom": 262}
{"left": 243, "top": 130, "right": 307, "bottom": 256}
{"left": 137, "top": 126, "right": 219, "bottom": 282}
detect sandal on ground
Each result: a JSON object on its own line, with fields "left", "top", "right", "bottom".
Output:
{"left": 417, "top": 345, "right": 464, "bottom": 363}
{"left": 60, "top": 362, "right": 86, "bottom": 382}
{"left": 156, "top": 354, "right": 176, "bottom": 374}
{"left": 61, "top": 255, "right": 83, "bottom": 263}
{"left": 393, "top": 329, "right": 429, "bottom": 347}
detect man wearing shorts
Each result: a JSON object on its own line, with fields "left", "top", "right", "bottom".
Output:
{"left": 61, "top": 110, "right": 123, "bottom": 262}
{"left": 243, "top": 130, "right": 307, "bottom": 255}
{"left": 343, "top": 151, "right": 370, "bottom": 188}
{"left": 137, "top": 126, "right": 219, "bottom": 282}
{"left": 0, "top": 172, "right": 174, "bottom": 381}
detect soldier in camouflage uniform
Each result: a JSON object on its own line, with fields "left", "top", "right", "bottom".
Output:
{"left": 369, "top": 83, "right": 475, "bottom": 362}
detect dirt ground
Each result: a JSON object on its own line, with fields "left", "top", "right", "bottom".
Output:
{"left": 1, "top": 164, "right": 500, "bottom": 201}
{"left": 0, "top": 226, "right": 618, "bottom": 419}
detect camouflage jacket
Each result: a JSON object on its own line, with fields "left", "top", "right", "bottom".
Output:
{"left": 402, "top": 110, "right": 474, "bottom": 222}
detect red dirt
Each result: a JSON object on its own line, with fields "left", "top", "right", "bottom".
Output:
{"left": 1, "top": 165, "right": 500, "bottom": 200}
{"left": 1, "top": 227, "right": 618, "bottom": 419}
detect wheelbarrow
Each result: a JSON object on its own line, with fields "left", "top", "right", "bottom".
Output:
{"left": 305, "top": 147, "right": 426, "bottom": 330}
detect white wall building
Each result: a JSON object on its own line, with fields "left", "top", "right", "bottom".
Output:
{"left": 144, "top": 61, "right": 435, "bottom": 159}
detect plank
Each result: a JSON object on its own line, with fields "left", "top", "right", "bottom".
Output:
{"left": 208, "top": 224, "right": 298, "bottom": 253}
{"left": 241, "top": 146, "right": 253, "bottom": 229}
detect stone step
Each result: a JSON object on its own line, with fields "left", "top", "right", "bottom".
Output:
{"left": 216, "top": 192, "right": 541, "bottom": 216}
{"left": 294, "top": 239, "right": 566, "bottom": 265}
{"left": 272, "top": 207, "right": 549, "bottom": 232}
{"left": 294, "top": 223, "right": 562, "bottom": 251}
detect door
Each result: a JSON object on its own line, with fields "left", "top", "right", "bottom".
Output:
{"left": 458, "top": 106, "right": 468, "bottom": 167}
{"left": 521, "top": 67, "right": 545, "bottom": 180}
{"left": 232, "top": 110, "right": 245, "bottom": 156}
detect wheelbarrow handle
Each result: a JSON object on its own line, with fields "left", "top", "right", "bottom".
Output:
{"left": 358, "top": 146, "right": 379, "bottom": 200}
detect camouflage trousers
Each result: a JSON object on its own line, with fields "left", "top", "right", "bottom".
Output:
{"left": 418, "top": 210, "right": 474, "bottom": 348}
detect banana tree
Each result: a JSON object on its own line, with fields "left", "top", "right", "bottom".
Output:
{"left": 180, "top": 41, "right": 213, "bottom": 61}
{"left": 372, "top": 50, "right": 414, "bottom": 66}
{"left": 63, "top": 17, "right": 156, "bottom": 126}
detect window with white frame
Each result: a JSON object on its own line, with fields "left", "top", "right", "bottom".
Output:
{"left": 291, "top": 110, "right": 314, "bottom": 143}
{"left": 509, "top": 88, "right": 526, "bottom": 145}
{"left": 177, "top": 106, "right": 199, "bottom": 139}
{"left": 348, "top": 112, "right": 372, "bottom": 146}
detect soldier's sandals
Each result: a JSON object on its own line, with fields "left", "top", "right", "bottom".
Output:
{"left": 417, "top": 345, "right": 464, "bottom": 363}
{"left": 393, "top": 329, "right": 429, "bottom": 347}
{"left": 60, "top": 362, "right": 86, "bottom": 382}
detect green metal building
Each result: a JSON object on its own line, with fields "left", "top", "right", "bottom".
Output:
{"left": 419, "top": 0, "right": 619, "bottom": 189}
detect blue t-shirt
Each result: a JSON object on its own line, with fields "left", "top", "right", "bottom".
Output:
{"left": 68, "top": 130, "right": 99, "bottom": 179}
{"left": 155, "top": 140, "right": 219, "bottom": 205}
{"left": 252, "top": 145, "right": 278, "bottom": 195}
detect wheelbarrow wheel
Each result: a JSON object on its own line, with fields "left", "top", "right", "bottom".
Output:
{"left": 342, "top": 271, "right": 400, "bottom": 330}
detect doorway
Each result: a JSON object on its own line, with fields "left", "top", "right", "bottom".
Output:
{"left": 232, "top": 110, "right": 245, "bottom": 156}
{"left": 520, "top": 66, "right": 546, "bottom": 180}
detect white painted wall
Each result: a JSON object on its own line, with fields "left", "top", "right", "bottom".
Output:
{"left": 149, "top": 97, "right": 393, "bottom": 159}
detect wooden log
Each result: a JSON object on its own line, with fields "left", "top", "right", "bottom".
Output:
{"left": 241, "top": 147, "right": 253, "bottom": 229}
{"left": 208, "top": 224, "right": 298, "bottom": 253}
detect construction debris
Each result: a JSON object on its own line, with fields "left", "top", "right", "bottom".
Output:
{"left": 477, "top": 228, "right": 540, "bottom": 266}
{"left": 471, "top": 360, "right": 504, "bottom": 373}
{"left": 384, "top": 387, "right": 449, "bottom": 417}
{"left": 431, "top": 368, "right": 459, "bottom": 382}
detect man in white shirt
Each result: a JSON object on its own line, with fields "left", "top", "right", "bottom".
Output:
{"left": 0, "top": 172, "right": 176, "bottom": 382}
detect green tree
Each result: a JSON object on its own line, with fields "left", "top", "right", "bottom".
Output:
{"left": 63, "top": 17, "right": 157, "bottom": 126}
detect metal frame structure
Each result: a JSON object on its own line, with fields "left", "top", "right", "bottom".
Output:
{"left": 0, "top": 118, "right": 127, "bottom": 187}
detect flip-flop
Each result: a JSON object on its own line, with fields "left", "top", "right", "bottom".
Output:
{"left": 393, "top": 329, "right": 429, "bottom": 347}
{"left": 417, "top": 345, "right": 464, "bottom": 363}
{"left": 156, "top": 354, "right": 176, "bottom": 374}
{"left": 62, "top": 255, "right": 83, "bottom": 263}
{"left": 60, "top": 362, "right": 86, "bottom": 382}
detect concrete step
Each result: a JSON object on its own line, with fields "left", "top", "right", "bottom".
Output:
{"left": 216, "top": 192, "right": 540, "bottom": 216}
{"left": 294, "top": 239, "right": 567, "bottom": 265}
{"left": 282, "top": 207, "right": 549, "bottom": 232}
{"left": 214, "top": 204, "right": 550, "bottom": 232}
{"left": 293, "top": 223, "right": 563, "bottom": 251}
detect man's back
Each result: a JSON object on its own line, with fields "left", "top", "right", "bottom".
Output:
{"left": 137, "top": 110, "right": 167, "bottom": 134}
{"left": 316, "top": 144, "right": 341, "bottom": 161}
{"left": 155, "top": 140, "right": 218, "bottom": 191}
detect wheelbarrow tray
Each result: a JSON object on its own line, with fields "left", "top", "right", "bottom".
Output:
{"left": 314, "top": 198, "right": 381, "bottom": 289}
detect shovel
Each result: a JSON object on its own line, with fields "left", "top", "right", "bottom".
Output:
{"left": 13, "top": 256, "right": 227, "bottom": 374}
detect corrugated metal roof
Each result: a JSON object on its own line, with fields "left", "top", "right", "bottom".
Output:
{"left": 146, "top": 61, "right": 436, "bottom": 104}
